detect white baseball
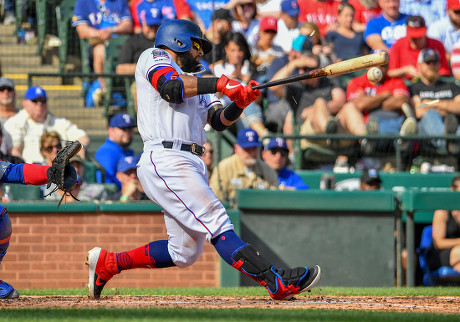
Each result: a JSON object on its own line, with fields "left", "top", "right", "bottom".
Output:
{"left": 367, "top": 67, "right": 383, "bottom": 83}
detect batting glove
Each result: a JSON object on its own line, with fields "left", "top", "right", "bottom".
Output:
{"left": 235, "top": 80, "right": 261, "bottom": 109}
{"left": 216, "top": 75, "right": 244, "bottom": 101}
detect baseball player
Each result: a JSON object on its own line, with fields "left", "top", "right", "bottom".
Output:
{"left": 87, "top": 19, "right": 321, "bottom": 300}
{"left": 0, "top": 142, "right": 80, "bottom": 299}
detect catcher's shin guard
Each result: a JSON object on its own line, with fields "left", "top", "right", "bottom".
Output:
{"left": 0, "top": 208, "right": 12, "bottom": 263}
{"left": 232, "top": 244, "right": 321, "bottom": 300}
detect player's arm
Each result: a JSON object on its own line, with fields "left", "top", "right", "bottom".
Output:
{"left": 0, "top": 162, "right": 49, "bottom": 186}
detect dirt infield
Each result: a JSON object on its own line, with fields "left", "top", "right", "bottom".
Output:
{"left": 1, "top": 295, "right": 459, "bottom": 314}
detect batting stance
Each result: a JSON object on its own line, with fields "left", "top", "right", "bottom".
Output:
{"left": 87, "top": 19, "right": 321, "bottom": 300}
{"left": 0, "top": 142, "right": 80, "bottom": 299}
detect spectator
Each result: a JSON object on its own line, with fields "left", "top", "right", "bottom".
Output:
{"left": 172, "top": 0, "right": 226, "bottom": 31}
{"left": 325, "top": 2, "right": 368, "bottom": 61}
{"left": 213, "top": 32, "right": 268, "bottom": 137}
{"left": 427, "top": 175, "right": 460, "bottom": 274}
{"left": 409, "top": 49, "right": 460, "bottom": 154}
{"left": 202, "top": 9, "right": 235, "bottom": 68}
{"left": 427, "top": 0, "right": 460, "bottom": 58}
{"left": 109, "top": 155, "right": 148, "bottom": 201}
{"left": 72, "top": 0, "right": 133, "bottom": 99}
{"left": 364, "top": 0, "right": 408, "bottom": 51}
{"left": 0, "top": 123, "right": 23, "bottom": 164}
{"left": 348, "top": 0, "right": 381, "bottom": 33}
{"left": 39, "top": 131, "right": 62, "bottom": 166}
{"left": 273, "top": 0, "right": 300, "bottom": 54}
{"left": 451, "top": 39, "right": 460, "bottom": 80}
{"left": 251, "top": 16, "right": 285, "bottom": 77}
{"left": 3, "top": 86, "right": 89, "bottom": 164}
{"left": 95, "top": 113, "right": 136, "bottom": 189}
{"left": 399, "top": 0, "right": 446, "bottom": 26}
{"left": 261, "top": 137, "right": 309, "bottom": 190}
{"left": 227, "top": 0, "right": 260, "bottom": 46}
{"left": 0, "top": 77, "right": 18, "bottom": 123}
{"left": 335, "top": 168, "right": 382, "bottom": 190}
{"left": 299, "top": 22, "right": 336, "bottom": 67}
{"left": 2, "top": 0, "right": 15, "bottom": 25}
{"left": 264, "top": 38, "right": 314, "bottom": 135}
{"left": 129, "top": 0, "right": 143, "bottom": 33}
{"left": 44, "top": 154, "right": 108, "bottom": 203}
{"left": 209, "top": 128, "right": 278, "bottom": 205}
{"left": 201, "top": 141, "right": 214, "bottom": 178}
{"left": 298, "top": 0, "right": 341, "bottom": 37}
{"left": 256, "top": 0, "right": 282, "bottom": 17}
{"left": 346, "top": 62, "right": 416, "bottom": 152}
{"left": 388, "top": 16, "right": 451, "bottom": 80}
{"left": 116, "top": 7, "right": 162, "bottom": 112}
{"left": 133, "top": 0, "right": 182, "bottom": 33}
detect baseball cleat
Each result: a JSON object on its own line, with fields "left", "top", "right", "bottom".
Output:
{"left": 87, "top": 247, "right": 118, "bottom": 299}
{"left": 0, "top": 280, "right": 19, "bottom": 299}
{"left": 268, "top": 265, "right": 321, "bottom": 301}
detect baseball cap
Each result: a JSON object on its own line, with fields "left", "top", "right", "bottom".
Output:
{"left": 25, "top": 86, "right": 47, "bottom": 101}
{"left": 139, "top": 8, "right": 162, "bottom": 26}
{"left": 260, "top": 16, "right": 278, "bottom": 33}
{"left": 292, "top": 35, "right": 313, "bottom": 54}
{"left": 117, "top": 155, "right": 139, "bottom": 173}
{"left": 360, "top": 168, "right": 382, "bottom": 185}
{"left": 109, "top": 113, "right": 135, "bottom": 128}
{"left": 237, "top": 128, "right": 262, "bottom": 149}
{"left": 212, "top": 8, "right": 234, "bottom": 22}
{"left": 281, "top": 0, "right": 300, "bottom": 17}
{"left": 69, "top": 154, "right": 83, "bottom": 164}
{"left": 417, "top": 48, "right": 440, "bottom": 64}
{"left": 0, "top": 77, "right": 15, "bottom": 90}
{"left": 265, "top": 137, "right": 288, "bottom": 151}
{"left": 406, "top": 15, "right": 426, "bottom": 38}
{"left": 448, "top": 0, "right": 460, "bottom": 11}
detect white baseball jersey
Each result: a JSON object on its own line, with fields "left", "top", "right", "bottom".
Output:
{"left": 135, "top": 48, "right": 221, "bottom": 146}
{"left": 135, "top": 47, "right": 234, "bottom": 268}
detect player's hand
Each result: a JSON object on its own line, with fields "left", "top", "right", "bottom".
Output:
{"left": 235, "top": 80, "right": 261, "bottom": 109}
{"left": 216, "top": 75, "right": 244, "bottom": 101}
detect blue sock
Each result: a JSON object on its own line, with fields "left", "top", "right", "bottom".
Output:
{"left": 211, "top": 230, "right": 247, "bottom": 265}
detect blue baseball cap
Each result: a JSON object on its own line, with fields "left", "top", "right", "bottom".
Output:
{"left": 265, "top": 137, "right": 288, "bottom": 151}
{"left": 237, "top": 128, "right": 262, "bottom": 149}
{"left": 281, "top": 0, "right": 299, "bottom": 17}
{"left": 109, "top": 113, "right": 135, "bottom": 128}
{"left": 117, "top": 155, "right": 140, "bottom": 173}
{"left": 25, "top": 86, "right": 47, "bottom": 101}
{"left": 139, "top": 8, "right": 162, "bottom": 26}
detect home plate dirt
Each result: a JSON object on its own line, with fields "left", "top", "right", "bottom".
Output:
{"left": 1, "top": 295, "right": 459, "bottom": 314}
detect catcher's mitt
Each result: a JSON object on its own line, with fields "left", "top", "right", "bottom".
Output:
{"left": 46, "top": 140, "right": 82, "bottom": 208}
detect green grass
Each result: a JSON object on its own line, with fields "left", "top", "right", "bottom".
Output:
{"left": 3, "top": 287, "right": 459, "bottom": 321}
{"left": 17, "top": 286, "right": 460, "bottom": 297}
{"left": 1, "top": 308, "right": 459, "bottom": 322}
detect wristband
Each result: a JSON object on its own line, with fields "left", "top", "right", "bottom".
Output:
{"left": 197, "top": 77, "right": 218, "bottom": 94}
{"left": 120, "top": 195, "right": 129, "bottom": 201}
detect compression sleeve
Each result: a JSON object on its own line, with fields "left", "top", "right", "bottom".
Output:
{"left": 1, "top": 163, "right": 48, "bottom": 185}
{"left": 209, "top": 102, "right": 244, "bottom": 131}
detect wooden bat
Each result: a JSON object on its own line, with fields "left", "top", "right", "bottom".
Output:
{"left": 252, "top": 52, "right": 389, "bottom": 90}
{"left": 416, "top": 99, "right": 440, "bottom": 109}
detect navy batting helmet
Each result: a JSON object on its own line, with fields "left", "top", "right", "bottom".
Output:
{"left": 155, "top": 19, "right": 212, "bottom": 54}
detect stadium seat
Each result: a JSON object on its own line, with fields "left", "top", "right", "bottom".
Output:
{"left": 2, "top": 184, "right": 43, "bottom": 201}
{"left": 417, "top": 225, "right": 460, "bottom": 286}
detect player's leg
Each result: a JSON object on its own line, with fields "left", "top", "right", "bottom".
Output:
{"left": 0, "top": 208, "right": 19, "bottom": 299}
{"left": 211, "top": 230, "right": 321, "bottom": 300}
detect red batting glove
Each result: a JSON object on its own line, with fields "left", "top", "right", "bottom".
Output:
{"left": 216, "top": 75, "right": 244, "bottom": 101}
{"left": 235, "top": 80, "right": 261, "bottom": 109}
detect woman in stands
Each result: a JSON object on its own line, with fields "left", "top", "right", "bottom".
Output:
{"left": 428, "top": 175, "right": 460, "bottom": 273}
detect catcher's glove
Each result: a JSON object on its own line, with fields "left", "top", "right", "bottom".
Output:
{"left": 45, "top": 140, "right": 82, "bottom": 209}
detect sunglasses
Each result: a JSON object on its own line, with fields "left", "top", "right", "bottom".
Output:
{"left": 43, "top": 144, "right": 62, "bottom": 153}
{"left": 0, "top": 86, "right": 13, "bottom": 92}
{"left": 31, "top": 97, "right": 47, "bottom": 104}
{"left": 192, "top": 40, "right": 202, "bottom": 51}
{"left": 269, "top": 148, "right": 288, "bottom": 157}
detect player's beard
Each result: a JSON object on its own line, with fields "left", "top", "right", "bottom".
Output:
{"left": 178, "top": 51, "right": 201, "bottom": 73}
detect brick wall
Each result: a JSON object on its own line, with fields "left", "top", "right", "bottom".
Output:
{"left": 2, "top": 211, "right": 220, "bottom": 289}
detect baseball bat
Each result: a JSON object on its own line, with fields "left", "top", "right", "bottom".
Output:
{"left": 252, "top": 52, "right": 389, "bottom": 90}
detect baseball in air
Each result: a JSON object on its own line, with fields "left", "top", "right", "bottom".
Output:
{"left": 367, "top": 67, "right": 383, "bottom": 83}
